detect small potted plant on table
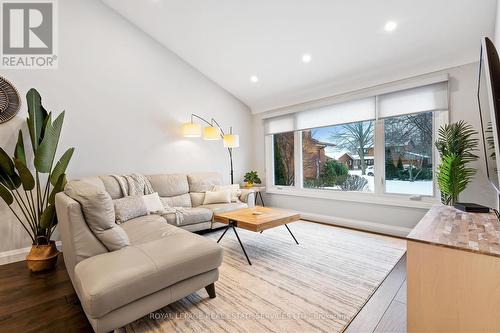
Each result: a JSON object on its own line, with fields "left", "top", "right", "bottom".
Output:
{"left": 244, "top": 171, "right": 261, "bottom": 188}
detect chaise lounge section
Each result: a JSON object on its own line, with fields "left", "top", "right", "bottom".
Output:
{"left": 55, "top": 172, "right": 254, "bottom": 332}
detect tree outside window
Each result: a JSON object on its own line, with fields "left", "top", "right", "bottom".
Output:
{"left": 273, "top": 132, "right": 294, "bottom": 186}
{"left": 384, "top": 112, "right": 433, "bottom": 195}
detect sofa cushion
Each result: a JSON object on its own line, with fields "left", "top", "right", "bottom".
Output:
{"left": 189, "top": 192, "right": 205, "bottom": 207}
{"left": 187, "top": 172, "right": 221, "bottom": 192}
{"left": 160, "top": 193, "right": 192, "bottom": 208}
{"left": 161, "top": 207, "right": 213, "bottom": 227}
{"left": 74, "top": 229, "right": 223, "bottom": 318}
{"left": 121, "top": 214, "right": 183, "bottom": 245}
{"left": 99, "top": 176, "right": 124, "bottom": 199}
{"left": 148, "top": 174, "right": 189, "bottom": 197}
{"left": 200, "top": 202, "right": 248, "bottom": 214}
{"left": 65, "top": 181, "right": 130, "bottom": 251}
{"left": 80, "top": 177, "right": 106, "bottom": 191}
{"left": 113, "top": 195, "right": 148, "bottom": 224}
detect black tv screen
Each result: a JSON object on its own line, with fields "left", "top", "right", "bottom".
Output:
{"left": 478, "top": 37, "right": 500, "bottom": 194}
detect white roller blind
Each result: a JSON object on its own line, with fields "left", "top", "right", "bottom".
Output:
{"left": 378, "top": 82, "right": 448, "bottom": 118}
{"left": 264, "top": 97, "right": 376, "bottom": 134}
{"left": 295, "top": 97, "right": 376, "bottom": 130}
{"left": 264, "top": 80, "right": 448, "bottom": 135}
{"left": 264, "top": 114, "right": 295, "bottom": 135}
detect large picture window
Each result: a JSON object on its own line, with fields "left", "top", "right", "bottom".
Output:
{"left": 264, "top": 80, "right": 448, "bottom": 201}
{"left": 302, "top": 121, "right": 375, "bottom": 192}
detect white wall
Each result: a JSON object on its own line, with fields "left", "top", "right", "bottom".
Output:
{"left": 0, "top": 0, "right": 252, "bottom": 256}
{"left": 253, "top": 62, "right": 496, "bottom": 235}
{"left": 496, "top": 0, "right": 500, "bottom": 46}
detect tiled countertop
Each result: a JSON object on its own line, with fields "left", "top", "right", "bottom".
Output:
{"left": 407, "top": 205, "right": 500, "bottom": 258}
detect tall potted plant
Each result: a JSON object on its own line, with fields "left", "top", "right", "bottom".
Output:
{"left": 435, "top": 120, "right": 478, "bottom": 205}
{"left": 0, "top": 88, "right": 74, "bottom": 271}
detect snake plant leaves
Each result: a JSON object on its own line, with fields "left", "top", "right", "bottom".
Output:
{"left": 26, "top": 89, "right": 45, "bottom": 151}
{"left": 14, "top": 130, "right": 27, "bottom": 167}
{"left": 34, "top": 111, "right": 65, "bottom": 173}
{"left": 49, "top": 173, "right": 66, "bottom": 205}
{"left": 0, "top": 182, "right": 13, "bottom": 205}
{"left": 40, "top": 204, "right": 56, "bottom": 229}
{"left": 50, "top": 148, "right": 74, "bottom": 186}
{"left": 13, "top": 158, "right": 35, "bottom": 191}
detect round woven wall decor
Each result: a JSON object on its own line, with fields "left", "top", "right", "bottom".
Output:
{"left": 0, "top": 76, "right": 21, "bottom": 124}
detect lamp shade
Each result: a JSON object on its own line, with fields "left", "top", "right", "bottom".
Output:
{"left": 203, "top": 126, "right": 220, "bottom": 140}
{"left": 223, "top": 134, "right": 240, "bottom": 148}
{"left": 182, "top": 122, "right": 201, "bottom": 137}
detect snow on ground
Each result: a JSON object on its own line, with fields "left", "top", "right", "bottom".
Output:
{"left": 347, "top": 170, "right": 433, "bottom": 195}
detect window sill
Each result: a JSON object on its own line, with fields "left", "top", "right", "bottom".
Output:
{"left": 265, "top": 187, "right": 439, "bottom": 209}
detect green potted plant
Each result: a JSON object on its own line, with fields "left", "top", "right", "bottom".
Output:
{"left": 435, "top": 120, "right": 478, "bottom": 205}
{"left": 243, "top": 171, "right": 261, "bottom": 187}
{"left": 0, "top": 88, "right": 74, "bottom": 272}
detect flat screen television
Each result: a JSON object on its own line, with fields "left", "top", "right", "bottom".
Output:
{"left": 478, "top": 37, "right": 500, "bottom": 209}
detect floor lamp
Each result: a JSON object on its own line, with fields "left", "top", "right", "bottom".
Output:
{"left": 182, "top": 114, "right": 239, "bottom": 184}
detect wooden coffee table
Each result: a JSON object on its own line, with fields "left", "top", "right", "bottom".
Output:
{"left": 213, "top": 206, "right": 300, "bottom": 265}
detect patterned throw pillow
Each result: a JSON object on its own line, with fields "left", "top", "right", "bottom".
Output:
{"left": 113, "top": 196, "right": 148, "bottom": 224}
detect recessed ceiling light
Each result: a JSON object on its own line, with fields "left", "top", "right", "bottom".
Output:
{"left": 302, "top": 53, "right": 312, "bottom": 63}
{"left": 250, "top": 75, "right": 259, "bottom": 83}
{"left": 384, "top": 21, "right": 397, "bottom": 32}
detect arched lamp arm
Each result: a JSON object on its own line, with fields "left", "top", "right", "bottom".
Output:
{"left": 189, "top": 113, "right": 234, "bottom": 184}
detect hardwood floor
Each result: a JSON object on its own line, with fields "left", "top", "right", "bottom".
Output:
{"left": 0, "top": 256, "right": 92, "bottom": 333}
{"left": 345, "top": 254, "right": 407, "bottom": 333}
{"left": 0, "top": 249, "right": 407, "bottom": 333}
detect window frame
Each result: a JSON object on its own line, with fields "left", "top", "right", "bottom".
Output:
{"left": 265, "top": 104, "right": 448, "bottom": 208}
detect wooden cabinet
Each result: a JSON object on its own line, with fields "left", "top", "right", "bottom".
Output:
{"left": 407, "top": 205, "right": 500, "bottom": 333}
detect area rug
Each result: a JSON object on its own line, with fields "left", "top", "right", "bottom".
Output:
{"left": 124, "top": 221, "right": 406, "bottom": 333}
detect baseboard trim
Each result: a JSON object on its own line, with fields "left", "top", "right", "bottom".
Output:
{"left": 299, "top": 211, "right": 412, "bottom": 238}
{"left": 0, "top": 241, "right": 63, "bottom": 266}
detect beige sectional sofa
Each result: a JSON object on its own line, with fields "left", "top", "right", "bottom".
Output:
{"left": 55, "top": 172, "right": 255, "bottom": 332}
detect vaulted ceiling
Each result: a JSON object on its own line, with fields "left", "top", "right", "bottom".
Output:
{"left": 102, "top": 0, "right": 497, "bottom": 113}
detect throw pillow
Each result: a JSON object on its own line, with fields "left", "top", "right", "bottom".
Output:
{"left": 113, "top": 196, "right": 148, "bottom": 224}
{"left": 203, "top": 189, "right": 232, "bottom": 205}
{"left": 213, "top": 184, "right": 241, "bottom": 202}
{"left": 65, "top": 180, "right": 130, "bottom": 251}
{"left": 143, "top": 192, "right": 164, "bottom": 213}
